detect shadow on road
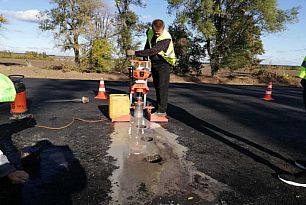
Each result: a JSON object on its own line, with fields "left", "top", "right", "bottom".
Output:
{"left": 0, "top": 119, "right": 35, "bottom": 205}
{"left": 0, "top": 120, "right": 87, "bottom": 205}
{"left": 166, "top": 103, "right": 295, "bottom": 174}
{"left": 22, "top": 140, "right": 87, "bottom": 205}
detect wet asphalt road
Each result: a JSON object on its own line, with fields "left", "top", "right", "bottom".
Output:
{"left": 1, "top": 78, "right": 306, "bottom": 205}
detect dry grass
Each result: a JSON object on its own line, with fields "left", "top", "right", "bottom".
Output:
{"left": 0, "top": 58, "right": 301, "bottom": 86}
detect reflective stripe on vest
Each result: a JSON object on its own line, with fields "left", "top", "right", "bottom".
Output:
{"left": 0, "top": 73, "right": 16, "bottom": 102}
{"left": 147, "top": 29, "right": 177, "bottom": 66}
{"left": 298, "top": 56, "right": 306, "bottom": 79}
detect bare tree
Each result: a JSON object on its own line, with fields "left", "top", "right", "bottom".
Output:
{"left": 92, "top": 5, "right": 115, "bottom": 39}
{"left": 115, "top": 0, "right": 146, "bottom": 55}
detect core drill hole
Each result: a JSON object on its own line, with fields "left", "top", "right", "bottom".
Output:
{"left": 145, "top": 154, "right": 162, "bottom": 163}
{"left": 141, "top": 136, "right": 153, "bottom": 142}
{"left": 136, "top": 125, "right": 147, "bottom": 129}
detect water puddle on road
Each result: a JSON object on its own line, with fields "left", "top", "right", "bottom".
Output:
{"left": 107, "top": 117, "right": 229, "bottom": 205}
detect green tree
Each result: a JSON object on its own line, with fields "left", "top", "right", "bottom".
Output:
{"left": 115, "top": 0, "right": 146, "bottom": 55}
{"left": 81, "top": 4, "right": 115, "bottom": 72}
{"left": 86, "top": 38, "right": 112, "bottom": 72}
{"left": 39, "top": 0, "right": 103, "bottom": 64}
{"left": 169, "top": 23, "right": 205, "bottom": 75}
{"left": 168, "top": 0, "right": 299, "bottom": 75}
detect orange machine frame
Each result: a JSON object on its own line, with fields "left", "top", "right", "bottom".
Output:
{"left": 128, "top": 60, "right": 168, "bottom": 123}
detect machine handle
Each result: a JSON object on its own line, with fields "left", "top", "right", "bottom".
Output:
{"left": 129, "top": 60, "right": 148, "bottom": 63}
{"left": 129, "top": 60, "right": 142, "bottom": 63}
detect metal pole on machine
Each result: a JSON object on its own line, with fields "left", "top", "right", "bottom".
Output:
{"left": 129, "top": 61, "right": 134, "bottom": 106}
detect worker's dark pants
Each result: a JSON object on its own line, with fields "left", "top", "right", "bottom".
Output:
{"left": 301, "top": 79, "right": 306, "bottom": 110}
{"left": 151, "top": 62, "right": 171, "bottom": 113}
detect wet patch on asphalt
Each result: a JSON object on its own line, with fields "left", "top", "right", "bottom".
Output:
{"left": 107, "top": 117, "right": 229, "bottom": 205}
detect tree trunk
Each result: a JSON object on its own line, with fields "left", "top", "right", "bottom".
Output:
{"left": 74, "top": 48, "right": 80, "bottom": 65}
{"left": 206, "top": 39, "right": 220, "bottom": 76}
{"left": 73, "top": 34, "right": 80, "bottom": 65}
{"left": 210, "top": 56, "right": 220, "bottom": 76}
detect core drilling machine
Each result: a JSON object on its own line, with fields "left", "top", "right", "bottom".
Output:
{"left": 128, "top": 60, "right": 168, "bottom": 123}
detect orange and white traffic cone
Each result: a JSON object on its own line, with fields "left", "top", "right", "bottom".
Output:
{"left": 262, "top": 81, "right": 274, "bottom": 101}
{"left": 95, "top": 78, "right": 108, "bottom": 100}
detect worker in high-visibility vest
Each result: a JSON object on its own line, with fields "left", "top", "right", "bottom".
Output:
{"left": 0, "top": 73, "right": 16, "bottom": 103}
{"left": 278, "top": 57, "right": 306, "bottom": 187}
{"left": 298, "top": 56, "right": 306, "bottom": 110}
{"left": 127, "top": 19, "right": 176, "bottom": 116}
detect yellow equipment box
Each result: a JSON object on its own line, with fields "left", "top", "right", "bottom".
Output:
{"left": 109, "top": 94, "right": 130, "bottom": 121}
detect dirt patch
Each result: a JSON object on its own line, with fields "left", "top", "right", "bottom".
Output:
{"left": 0, "top": 63, "right": 129, "bottom": 81}
{"left": 0, "top": 58, "right": 301, "bottom": 86}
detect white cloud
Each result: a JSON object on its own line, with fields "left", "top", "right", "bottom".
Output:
{"left": 0, "top": 10, "right": 43, "bottom": 23}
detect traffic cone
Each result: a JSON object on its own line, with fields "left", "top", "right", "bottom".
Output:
{"left": 262, "top": 81, "right": 274, "bottom": 101}
{"left": 95, "top": 78, "right": 108, "bottom": 100}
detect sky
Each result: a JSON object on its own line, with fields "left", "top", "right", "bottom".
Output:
{"left": 0, "top": 0, "right": 305, "bottom": 66}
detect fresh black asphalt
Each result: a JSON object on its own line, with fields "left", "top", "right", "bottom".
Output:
{"left": 1, "top": 78, "right": 306, "bottom": 204}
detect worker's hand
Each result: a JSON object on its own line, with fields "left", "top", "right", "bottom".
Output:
{"left": 8, "top": 170, "right": 29, "bottom": 184}
{"left": 126, "top": 49, "right": 136, "bottom": 56}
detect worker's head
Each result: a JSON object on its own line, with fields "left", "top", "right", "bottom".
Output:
{"left": 152, "top": 19, "right": 165, "bottom": 37}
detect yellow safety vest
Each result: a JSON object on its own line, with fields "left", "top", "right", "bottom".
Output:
{"left": 147, "top": 28, "right": 176, "bottom": 66}
{"left": 298, "top": 56, "right": 306, "bottom": 79}
{"left": 0, "top": 73, "right": 16, "bottom": 102}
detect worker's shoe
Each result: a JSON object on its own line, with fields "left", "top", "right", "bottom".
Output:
{"left": 278, "top": 172, "right": 306, "bottom": 187}
{"left": 295, "top": 160, "right": 306, "bottom": 170}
